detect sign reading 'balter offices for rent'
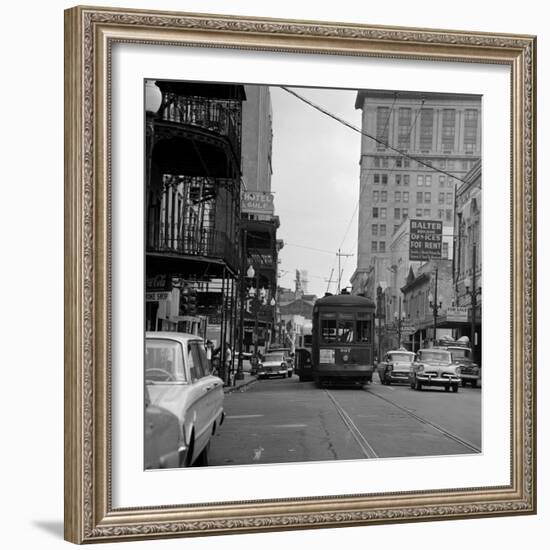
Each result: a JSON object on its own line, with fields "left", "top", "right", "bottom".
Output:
{"left": 409, "top": 219, "right": 443, "bottom": 261}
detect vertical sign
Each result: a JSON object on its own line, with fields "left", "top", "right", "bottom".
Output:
{"left": 409, "top": 219, "right": 443, "bottom": 261}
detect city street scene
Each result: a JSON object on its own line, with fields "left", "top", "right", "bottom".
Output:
{"left": 144, "top": 81, "right": 482, "bottom": 469}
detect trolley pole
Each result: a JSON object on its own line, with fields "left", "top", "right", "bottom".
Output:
{"left": 336, "top": 249, "right": 353, "bottom": 293}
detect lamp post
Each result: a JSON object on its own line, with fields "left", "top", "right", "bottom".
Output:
{"left": 394, "top": 296, "right": 406, "bottom": 348}
{"left": 428, "top": 266, "right": 442, "bottom": 346}
{"left": 376, "top": 285, "right": 383, "bottom": 362}
{"left": 464, "top": 243, "right": 481, "bottom": 363}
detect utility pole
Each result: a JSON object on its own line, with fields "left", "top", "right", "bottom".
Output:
{"left": 336, "top": 249, "right": 353, "bottom": 293}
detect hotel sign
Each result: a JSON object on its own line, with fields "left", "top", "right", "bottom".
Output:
{"left": 409, "top": 219, "right": 443, "bottom": 261}
{"left": 446, "top": 306, "right": 469, "bottom": 323}
{"left": 241, "top": 191, "right": 274, "bottom": 214}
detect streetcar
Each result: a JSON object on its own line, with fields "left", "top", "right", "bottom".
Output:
{"left": 311, "top": 294, "right": 376, "bottom": 387}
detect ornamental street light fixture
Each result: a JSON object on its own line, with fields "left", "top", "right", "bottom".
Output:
{"left": 428, "top": 266, "right": 443, "bottom": 346}
{"left": 393, "top": 296, "right": 406, "bottom": 348}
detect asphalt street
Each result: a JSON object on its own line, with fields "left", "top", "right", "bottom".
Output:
{"left": 209, "top": 374, "right": 481, "bottom": 466}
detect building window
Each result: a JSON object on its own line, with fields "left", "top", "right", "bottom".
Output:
{"left": 395, "top": 174, "right": 402, "bottom": 185}
{"left": 380, "top": 208, "right": 387, "bottom": 219}
{"left": 381, "top": 190, "right": 388, "bottom": 202}
{"left": 373, "top": 207, "right": 379, "bottom": 218}
{"left": 379, "top": 241, "right": 386, "bottom": 253}
{"left": 424, "top": 208, "right": 431, "bottom": 217}
{"left": 416, "top": 191, "right": 423, "bottom": 203}
{"left": 439, "top": 192, "right": 445, "bottom": 204}
{"left": 442, "top": 109, "right": 456, "bottom": 151}
{"left": 402, "top": 208, "right": 408, "bottom": 219}
{"left": 446, "top": 193, "right": 453, "bottom": 205}
{"left": 464, "top": 109, "right": 479, "bottom": 153}
{"left": 398, "top": 108, "right": 412, "bottom": 149}
{"left": 372, "top": 241, "right": 378, "bottom": 252}
{"left": 438, "top": 209, "right": 444, "bottom": 219}
{"left": 373, "top": 174, "right": 380, "bottom": 185}
{"left": 438, "top": 159, "right": 446, "bottom": 169}
{"left": 404, "top": 158, "right": 410, "bottom": 168}
{"left": 395, "top": 191, "right": 401, "bottom": 202}
{"left": 373, "top": 190, "right": 379, "bottom": 202}
{"left": 442, "top": 242, "right": 449, "bottom": 259}
{"left": 446, "top": 209, "right": 453, "bottom": 222}
{"left": 439, "top": 175, "right": 446, "bottom": 187}
{"left": 394, "top": 208, "right": 401, "bottom": 220}
{"left": 381, "top": 174, "right": 388, "bottom": 185}
{"left": 425, "top": 192, "right": 431, "bottom": 203}
{"left": 394, "top": 224, "right": 400, "bottom": 233}
{"left": 416, "top": 208, "right": 423, "bottom": 217}
{"left": 395, "top": 158, "right": 402, "bottom": 168}
{"left": 380, "top": 224, "right": 387, "bottom": 236}
{"left": 382, "top": 157, "right": 389, "bottom": 168}
{"left": 420, "top": 108, "right": 434, "bottom": 151}
{"left": 404, "top": 175, "right": 410, "bottom": 185}
{"left": 448, "top": 180, "right": 454, "bottom": 188}
{"left": 425, "top": 175, "right": 432, "bottom": 187}
{"left": 403, "top": 191, "right": 409, "bottom": 202}
{"left": 417, "top": 175, "right": 424, "bottom": 186}
{"left": 372, "top": 223, "right": 378, "bottom": 236}
{"left": 376, "top": 107, "right": 390, "bottom": 145}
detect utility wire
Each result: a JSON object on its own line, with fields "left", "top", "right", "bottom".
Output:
{"left": 280, "top": 86, "right": 470, "bottom": 185}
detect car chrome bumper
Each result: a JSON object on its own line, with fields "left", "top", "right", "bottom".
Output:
{"left": 417, "top": 376, "right": 461, "bottom": 385}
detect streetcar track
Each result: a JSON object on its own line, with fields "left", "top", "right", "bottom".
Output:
{"left": 324, "top": 390, "right": 379, "bottom": 459}
{"left": 364, "top": 387, "right": 481, "bottom": 453}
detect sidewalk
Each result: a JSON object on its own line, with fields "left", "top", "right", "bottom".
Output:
{"left": 223, "top": 372, "right": 257, "bottom": 394}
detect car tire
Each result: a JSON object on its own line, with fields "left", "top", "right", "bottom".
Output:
{"left": 461, "top": 379, "right": 467, "bottom": 387}
{"left": 288, "top": 371, "right": 292, "bottom": 378}
{"left": 195, "top": 440, "right": 210, "bottom": 467}
{"left": 444, "top": 385, "right": 450, "bottom": 392}
{"left": 471, "top": 380, "right": 478, "bottom": 388}
{"left": 452, "top": 384, "right": 459, "bottom": 393}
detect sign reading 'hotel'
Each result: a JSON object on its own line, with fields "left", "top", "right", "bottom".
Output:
{"left": 409, "top": 219, "right": 443, "bottom": 261}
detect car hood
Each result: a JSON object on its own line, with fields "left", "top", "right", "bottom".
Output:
{"left": 146, "top": 384, "right": 192, "bottom": 423}
{"left": 391, "top": 361, "right": 413, "bottom": 370}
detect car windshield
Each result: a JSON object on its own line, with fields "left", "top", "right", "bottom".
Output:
{"left": 388, "top": 353, "right": 414, "bottom": 363}
{"left": 448, "top": 348, "right": 471, "bottom": 359}
{"left": 145, "top": 339, "right": 186, "bottom": 383}
{"left": 419, "top": 350, "right": 451, "bottom": 362}
{"left": 264, "top": 353, "right": 284, "bottom": 362}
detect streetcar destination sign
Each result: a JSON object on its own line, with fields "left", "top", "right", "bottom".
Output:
{"left": 409, "top": 219, "right": 443, "bottom": 261}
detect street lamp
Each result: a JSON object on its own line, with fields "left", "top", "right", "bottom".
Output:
{"left": 393, "top": 296, "right": 406, "bottom": 348}
{"left": 428, "top": 266, "right": 442, "bottom": 346}
{"left": 463, "top": 243, "right": 481, "bottom": 363}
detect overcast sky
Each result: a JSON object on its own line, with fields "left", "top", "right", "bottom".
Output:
{"left": 269, "top": 86, "right": 362, "bottom": 298}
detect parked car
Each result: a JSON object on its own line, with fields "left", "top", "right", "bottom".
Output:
{"left": 144, "top": 385, "right": 183, "bottom": 469}
{"left": 257, "top": 351, "right": 293, "bottom": 378}
{"left": 409, "top": 348, "right": 462, "bottom": 392}
{"left": 378, "top": 349, "right": 416, "bottom": 385}
{"left": 266, "top": 347, "right": 294, "bottom": 373}
{"left": 444, "top": 345, "right": 481, "bottom": 388}
{"left": 145, "top": 332, "right": 225, "bottom": 467}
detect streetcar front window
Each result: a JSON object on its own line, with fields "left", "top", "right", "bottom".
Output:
{"left": 321, "top": 317, "right": 337, "bottom": 342}
{"left": 338, "top": 319, "right": 354, "bottom": 343}
{"left": 356, "top": 320, "right": 372, "bottom": 343}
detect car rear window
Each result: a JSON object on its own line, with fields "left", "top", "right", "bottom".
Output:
{"left": 145, "top": 339, "right": 186, "bottom": 382}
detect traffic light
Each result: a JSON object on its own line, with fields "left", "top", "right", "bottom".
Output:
{"left": 179, "top": 286, "right": 190, "bottom": 315}
{"left": 187, "top": 289, "right": 197, "bottom": 316}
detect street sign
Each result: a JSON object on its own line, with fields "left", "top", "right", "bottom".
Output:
{"left": 409, "top": 219, "right": 443, "bottom": 261}
{"left": 446, "top": 306, "right": 469, "bottom": 322}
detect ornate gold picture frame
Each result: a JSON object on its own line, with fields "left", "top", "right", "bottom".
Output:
{"left": 64, "top": 5, "right": 536, "bottom": 544}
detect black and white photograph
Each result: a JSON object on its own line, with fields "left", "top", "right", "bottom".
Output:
{"left": 144, "top": 80, "right": 482, "bottom": 469}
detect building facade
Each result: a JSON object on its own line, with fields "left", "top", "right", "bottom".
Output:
{"left": 351, "top": 90, "right": 482, "bottom": 300}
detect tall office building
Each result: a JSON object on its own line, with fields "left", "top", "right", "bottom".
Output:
{"left": 350, "top": 90, "right": 481, "bottom": 299}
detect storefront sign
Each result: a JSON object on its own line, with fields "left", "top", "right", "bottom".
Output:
{"left": 145, "top": 291, "right": 170, "bottom": 302}
{"left": 446, "top": 306, "right": 469, "bottom": 322}
{"left": 409, "top": 219, "right": 443, "bottom": 261}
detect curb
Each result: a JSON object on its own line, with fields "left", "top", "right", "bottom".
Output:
{"left": 223, "top": 377, "right": 258, "bottom": 394}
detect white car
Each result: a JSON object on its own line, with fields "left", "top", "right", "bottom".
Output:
{"left": 145, "top": 332, "right": 225, "bottom": 467}
{"left": 257, "top": 351, "right": 293, "bottom": 378}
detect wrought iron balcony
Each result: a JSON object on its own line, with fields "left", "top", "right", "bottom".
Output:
{"left": 159, "top": 92, "right": 242, "bottom": 160}
{"left": 147, "top": 225, "right": 240, "bottom": 273}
